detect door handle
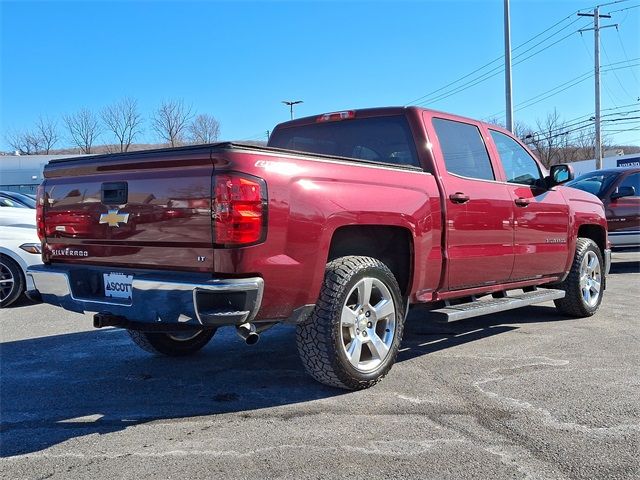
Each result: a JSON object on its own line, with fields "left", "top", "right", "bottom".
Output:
{"left": 514, "top": 197, "right": 530, "bottom": 207}
{"left": 449, "top": 192, "right": 470, "bottom": 204}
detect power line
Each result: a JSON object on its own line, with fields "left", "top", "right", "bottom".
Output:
{"left": 404, "top": 12, "right": 585, "bottom": 106}
{"left": 415, "top": 22, "right": 592, "bottom": 107}
{"left": 572, "top": 101, "right": 640, "bottom": 122}
{"left": 586, "top": 0, "right": 633, "bottom": 11}
{"left": 579, "top": 26, "right": 621, "bottom": 107}
{"left": 605, "top": 115, "right": 640, "bottom": 122}
{"left": 533, "top": 110, "right": 640, "bottom": 138}
{"left": 521, "top": 113, "right": 640, "bottom": 145}
{"left": 487, "top": 60, "right": 639, "bottom": 120}
{"left": 615, "top": 26, "right": 640, "bottom": 85}
{"left": 515, "top": 73, "right": 593, "bottom": 111}
{"left": 550, "top": 108, "right": 640, "bottom": 134}
{"left": 605, "top": 2, "right": 640, "bottom": 14}
{"left": 601, "top": 41, "right": 635, "bottom": 100}
{"left": 612, "top": 137, "right": 640, "bottom": 143}
{"left": 406, "top": 3, "right": 638, "bottom": 108}
{"left": 602, "top": 126, "right": 640, "bottom": 133}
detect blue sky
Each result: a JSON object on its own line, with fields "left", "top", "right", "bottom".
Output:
{"left": 1, "top": 0, "right": 639, "bottom": 150}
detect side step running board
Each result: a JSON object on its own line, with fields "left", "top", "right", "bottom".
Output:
{"left": 430, "top": 288, "right": 565, "bottom": 323}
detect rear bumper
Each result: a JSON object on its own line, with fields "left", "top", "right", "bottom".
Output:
{"left": 26, "top": 264, "right": 263, "bottom": 329}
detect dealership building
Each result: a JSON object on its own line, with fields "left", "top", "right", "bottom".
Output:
{"left": 570, "top": 152, "right": 640, "bottom": 176}
{"left": 0, "top": 154, "right": 87, "bottom": 193}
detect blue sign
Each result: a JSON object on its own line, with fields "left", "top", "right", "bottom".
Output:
{"left": 617, "top": 158, "right": 640, "bottom": 168}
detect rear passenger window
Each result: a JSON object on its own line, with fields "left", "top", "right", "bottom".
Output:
{"left": 432, "top": 118, "right": 495, "bottom": 181}
{"left": 490, "top": 130, "right": 542, "bottom": 186}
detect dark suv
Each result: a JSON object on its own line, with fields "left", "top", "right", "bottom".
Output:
{"left": 567, "top": 167, "right": 640, "bottom": 249}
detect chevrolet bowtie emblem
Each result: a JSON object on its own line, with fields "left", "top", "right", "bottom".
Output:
{"left": 99, "top": 209, "right": 130, "bottom": 227}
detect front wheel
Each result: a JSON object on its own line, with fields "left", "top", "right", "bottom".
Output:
{"left": 296, "top": 256, "right": 405, "bottom": 390}
{"left": 127, "top": 329, "right": 216, "bottom": 356}
{"left": 554, "top": 238, "right": 604, "bottom": 317}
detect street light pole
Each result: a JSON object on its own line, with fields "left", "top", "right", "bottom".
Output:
{"left": 282, "top": 100, "right": 303, "bottom": 120}
{"left": 504, "top": 0, "right": 513, "bottom": 133}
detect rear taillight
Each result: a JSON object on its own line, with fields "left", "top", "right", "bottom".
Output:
{"left": 36, "top": 185, "right": 45, "bottom": 241}
{"left": 213, "top": 173, "right": 267, "bottom": 246}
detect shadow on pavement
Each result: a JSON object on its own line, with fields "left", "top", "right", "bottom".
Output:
{"left": 608, "top": 260, "right": 640, "bottom": 275}
{"left": 4, "top": 295, "right": 37, "bottom": 309}
{"left": 0, "top": 325, "right": 332, "bottom": 457}
{"left": 400, "top": 303, "right": 574, "bottom": 362}
{"left": 1, "top": 303, "right": 578, "bottom": 457}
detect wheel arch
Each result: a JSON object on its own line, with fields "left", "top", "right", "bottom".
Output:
{"left": 0, "top": 248, "right": 30, "bottom": 275}
{"left": 577, "top": 224, "right": 607, "bottom": 257}
{"left": 326, "top": 225, "right": 414, "bottom": 297}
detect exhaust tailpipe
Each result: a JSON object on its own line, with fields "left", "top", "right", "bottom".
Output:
{"left": 236, "top": 323, "right": 259, "bottom": 345}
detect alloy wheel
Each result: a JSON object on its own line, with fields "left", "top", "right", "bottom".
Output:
{"left": 340, "top": 277, "right": 396, "bottom": 372}
{"left": 579, "top": 250, "right": 601, "bottom": 308}
{"left": 0, "top": 261, "right": 16, "bottom": 304}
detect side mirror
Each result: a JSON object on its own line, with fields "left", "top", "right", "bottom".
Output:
{"left": 611, "top": 185, "right": 636, "bottom": 200}
{"left": 547, "top": 164, "right": 574, "bottom": 188}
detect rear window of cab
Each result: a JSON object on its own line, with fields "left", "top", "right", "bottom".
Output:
{"left": 268, "top": 116, "right": 421, "bottom": 168}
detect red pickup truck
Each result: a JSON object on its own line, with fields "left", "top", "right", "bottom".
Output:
{"left": 27, "top": 107, "right": 611, "bottom": 390}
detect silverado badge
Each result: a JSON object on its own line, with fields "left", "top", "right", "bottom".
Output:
{"left": 99, "top": 209, "right": 130, "bottom": 227}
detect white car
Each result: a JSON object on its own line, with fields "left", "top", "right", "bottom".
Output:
{"left": 0, "top": 209, "right": 42, "bottom": 307}
{"left": 0, "top": 206, "right": 37, "bottom": 228}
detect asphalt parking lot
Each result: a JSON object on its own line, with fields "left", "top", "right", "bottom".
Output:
{"left": 1, "top": 253, "right": 638, "bottom": 480}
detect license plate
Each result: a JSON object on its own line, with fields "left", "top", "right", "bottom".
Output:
{"left": 103, "top": 272, "right": 133, "bottom": 299}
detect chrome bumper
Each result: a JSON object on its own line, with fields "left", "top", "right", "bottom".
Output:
{"left": 604, "top": 248, "right": 611, "bottom": 276}
{"left": 26, "top": 264, "right": 263, "bottom": 328}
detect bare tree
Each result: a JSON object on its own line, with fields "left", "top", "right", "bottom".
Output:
{"left": 483, "top": 117, "right": 534, "bottom": 144}
{"left": 5, "top": 116, "right": 58, "bottom": 155}
{"left": 572, "top": 127, "right": 596, "bottom": 161}
{"left": 513, "top": 121, "right": 535, "bottom": 144}
{"left": 570, "top": 127, "right": 612, "bottom": 162}
{"left": 101, "top": 97, "right": 143, "bottom": 152}
{"left": 5, "top": 129, "right": 41, "bottom": 154}
{"left": 484, "top": 117, "right": 505, "bottom": 129}
{"left": 151, "top": 99, "right": 193, "bottom": 147}
{"left": 485, "top": 111, "right": 620, "bottom": 165}
{"left": 189, "top": 113, "right": 220, "bottom": 144}
{"left": 527, "top": 109, "right": 567, "bottom": 168}
{"left": 34, "top": 116, "right": 59, "bottom": 153}
{"left": 63, "top": 108, "right": 101, "bottom": 153}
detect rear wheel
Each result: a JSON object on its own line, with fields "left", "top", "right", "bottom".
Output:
{"left": 554, "top": 238, "right": 604, "bottom": 317}
{"left": 127, "top": 329, "right": 216, "bottom": 356}
{"left": 1, "top": 255, "right": 25, "bottom": 308}
{"left": 296, "top": 256, "right": 405, "bottom": 390}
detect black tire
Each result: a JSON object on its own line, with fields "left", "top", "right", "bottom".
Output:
{"left": 1, "top": 254, "right": 25, "bottom": 308}
{"left": 127, "top": 329, "right": 216, "bottom": 356}
{"left": 296, "top": 256, "right": 405, "bottom": 390}
{"left": 554, "top": 238, "right": 604, "bottom": 317}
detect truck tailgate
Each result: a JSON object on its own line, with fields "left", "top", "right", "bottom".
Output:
{"left": 41, "top": 147, "right": 214, "bottom": 272}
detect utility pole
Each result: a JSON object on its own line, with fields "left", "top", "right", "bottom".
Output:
{"left": 282, "top": 100, "right": 303, "bottom": 120}
{"left": 578, "top": 7, "right": 616, "bottom": 169}
{"left": 504, "top": 0, "right": 513, "bottom": 133}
